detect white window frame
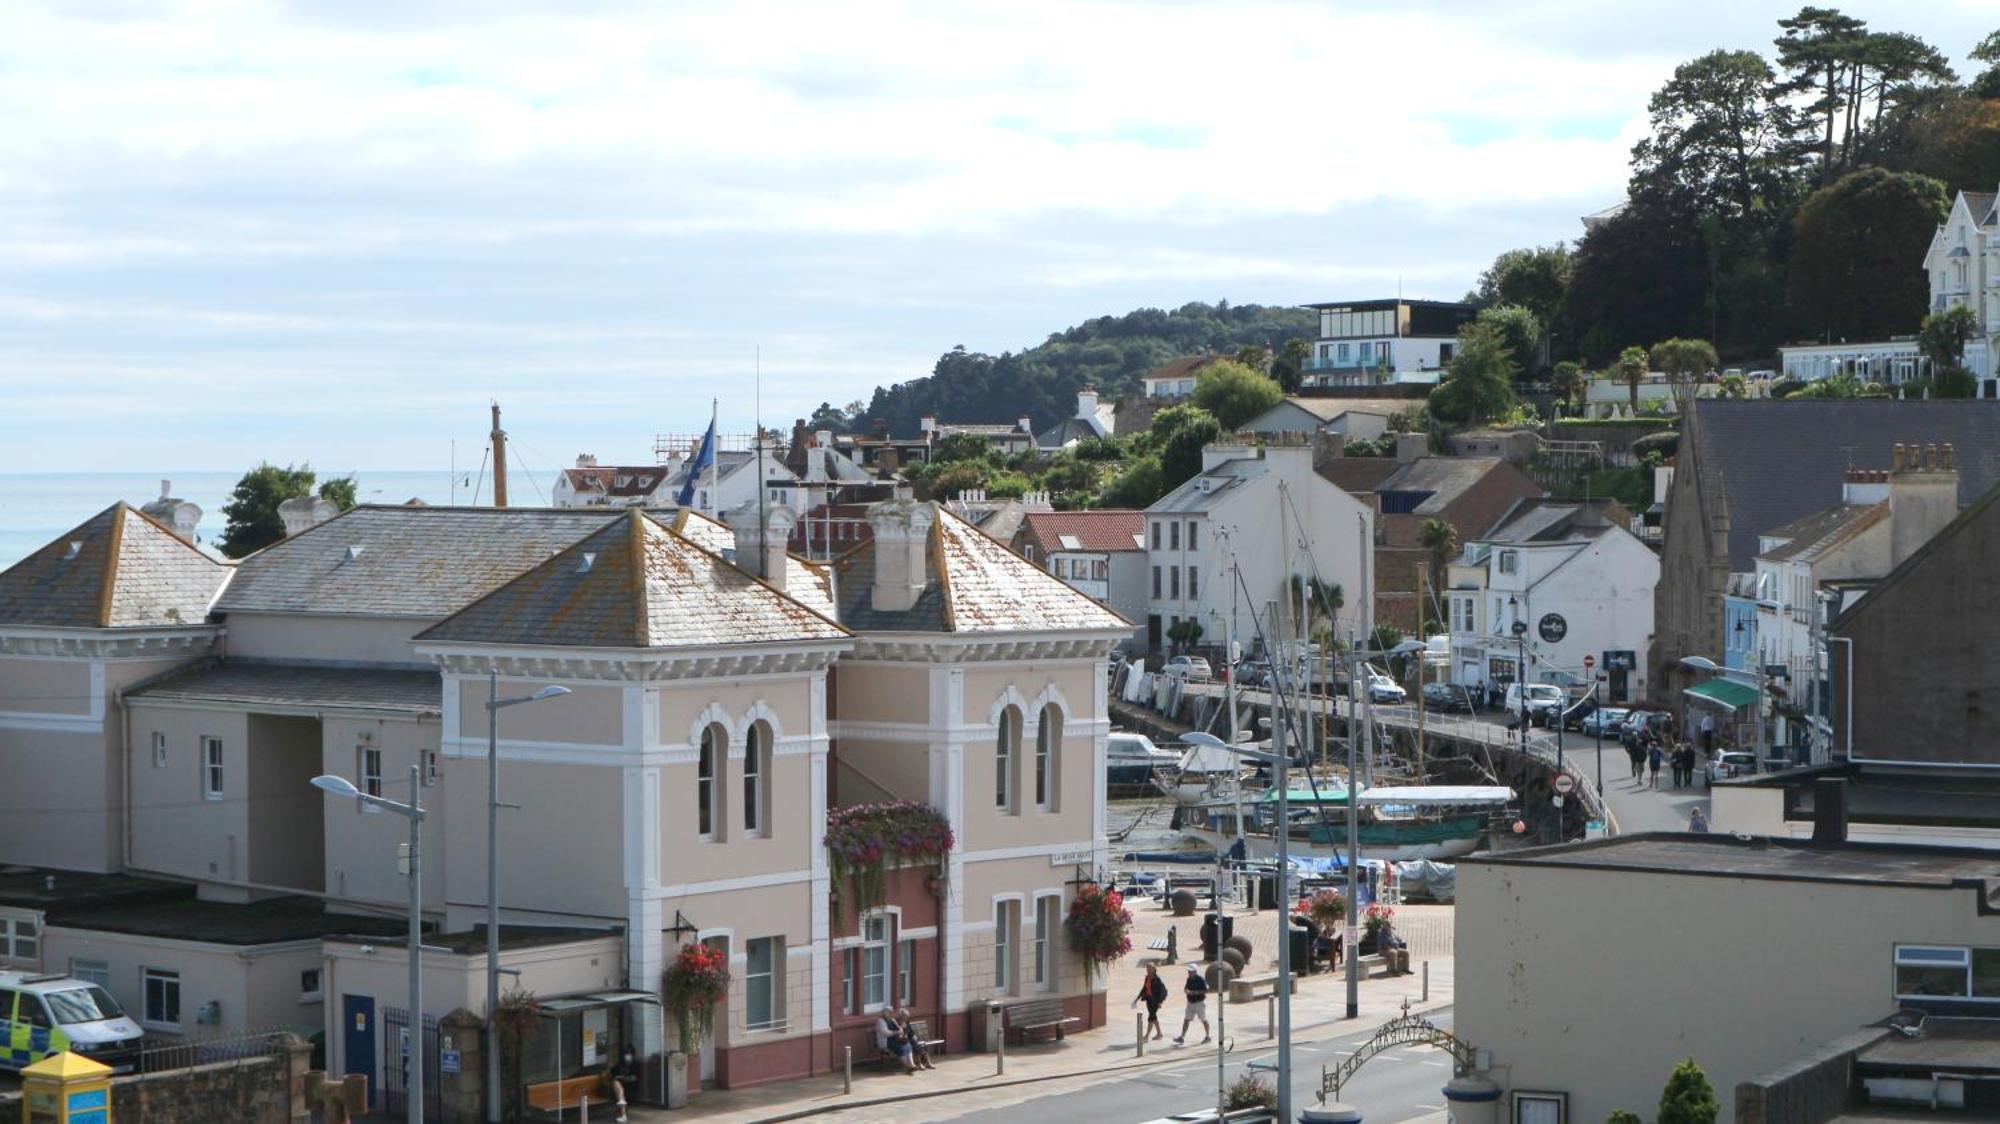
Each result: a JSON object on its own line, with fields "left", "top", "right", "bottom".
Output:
{"left": 897, "top": 938, "right": 916, "bottom": 1007}
{"left": 698, "top": 724, "right": 723, "bottom": 841}
{"left": 743, "top": 723, "right": 769, "bottom": 838}
{"left": 142, "top": 967, "right": 181, "bottom": 1030}
{"left": 151, "top": 731, "right": 167, "bottom": 769}
{"left": 842, "top": 948, "right": 857, "bottom": 1014}
{"left": 1033, "top": 894, "right": 1059, "bottom": 990}
{"left": 1894, "top": 944, "right": 1982, "bottom": 1000}
{"left": 0, "top": 912, "right": 39, "bottom": 963}
{"left": 995, "top": 707, "right": 1019, "bottom": 813}
{"left": 860, "top": 915, "right": 890, "bottom": 1012}
{"left": 201, "top": 736, "right": 224, "bottom": 801}
{"left": 1498, "top": 550, "right": 1519, "bottom": 575}
{"left": 359, "top": 745, "right": 384, "bottom": 808}
{"left": 1034, "top": 704, "right": 1059, "bottom": 813}
{"left": 993, "top": 899, "right": 1020, "bottom": 995}
{"left": 300, "top": 969, "right": 323, "bottom": 1003}
{"left": 744, "top": 936, "right": 782, "bottom": 1030}
{"left": 1512, "top": 1092, "right": 1566, "bottom": 1124}
{"left": 69, "top": 959, "right": 109, "bottom": 989}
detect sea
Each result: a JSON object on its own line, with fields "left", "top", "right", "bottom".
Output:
{"left": 0, "top": 470, "right": 533, "bottom": 569}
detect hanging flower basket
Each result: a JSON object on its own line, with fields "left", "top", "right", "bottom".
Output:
{"left": 824, "top": 801, "right": 954, "bottom": 920}
{"left": 1297, "top": 889, "right": 1347, "bottom": 931}
{"left": 1064, "top": 883, "right": 1133, "bottom": 985}
{"left": 662, "top": 942, "right": 731, "bottom": 1056}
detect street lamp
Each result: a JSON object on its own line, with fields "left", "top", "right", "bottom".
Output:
{"left": 1344, "top": 639, "right": 1427, "bottom": 1024}
{"left": 313, "top": 769, "right": 426, "bottom": 1124}
{"left": 485, "top": 676, "right": 570, "bottom": 1124}
{"left": 1679, "top": 655, "right": 1767, "bottom": 764}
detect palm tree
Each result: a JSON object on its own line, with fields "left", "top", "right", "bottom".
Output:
{"left": 1418, "top": 519, "right": 1458, "bottom": 631}
{"left": 1616, "top": 346, "right": 1648, "bottom": 413}
{"left": 1551, "top": 361, "right": 1585, "bottom": 415}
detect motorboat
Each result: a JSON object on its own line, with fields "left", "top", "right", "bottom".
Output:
{"left": 1181, "top": 784, "right": 1514, "bottom": 861}
{"left": 1106, "top": 731, "right": 1179, "bottom": 792}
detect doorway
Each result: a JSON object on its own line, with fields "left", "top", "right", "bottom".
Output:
{"left": 343, "top": 994, "right": 376, "bottom": 1110}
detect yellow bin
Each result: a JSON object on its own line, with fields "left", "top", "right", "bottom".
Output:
{"left": 20, "top": 1051, "right": 112, "bottom": 1124}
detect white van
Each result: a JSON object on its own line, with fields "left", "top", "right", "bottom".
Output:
{"left": 0, "top": 970, "right": 145, "bottom": 1072}
{"left": 1503, "top": 683, "right": 1567, "bottom": 725}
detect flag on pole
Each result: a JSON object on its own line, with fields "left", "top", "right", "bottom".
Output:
{"left": 677, "top": 413, "right": 717, "bottom": 508}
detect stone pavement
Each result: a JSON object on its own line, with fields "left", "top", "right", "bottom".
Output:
{"left": 629, "top": 901, "right": 1455, "bottom": 1124}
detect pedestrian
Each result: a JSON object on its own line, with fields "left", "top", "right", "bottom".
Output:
{"left": 1679, "top": 744, "right": 1697, "bottom": 788}
{"left": 1647, "top": 739, "right": 1664, "bottom": 789}
{"left": 1699, "top": 712, "right": 1716, "bottom": 754}
{"left": 1173, "top": 963, "right": 1211, "bottom": 1046}
{"left": 605, "top": 1045, "right": 640, "bottom": 1122}
{"left": 896, "top": 1006, "right": 935, "bottom": 1069}
{"left": 1135, "top": 965, "right": 1169, "bottom": 1041}
{"left": 1626, "top": 736, "right": 1644, "bottom": 781}
{"left": 1689, "top": 808, "right": 1710, "bottom": 833}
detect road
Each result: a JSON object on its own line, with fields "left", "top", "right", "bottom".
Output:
{"left": 937, "top": 1011, "right": 1459, "bottom": 1124}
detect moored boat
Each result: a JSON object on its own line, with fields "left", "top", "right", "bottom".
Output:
{"left": 1180, "top": 784, "right": 1513, "bottom": 861}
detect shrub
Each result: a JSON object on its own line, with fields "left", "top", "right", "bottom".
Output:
{"left": 1225, "top": 1073, "right": 1279, "bottom": 1111}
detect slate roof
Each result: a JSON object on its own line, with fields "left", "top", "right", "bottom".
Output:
{"left": 832, "top": 504, "right": 1130, "bottom": 634}
{"left": 1147, "top": 458, "right": 1263, "bottom": 514}
{"left": 1760, "top": 501, "right": 1888, "bottom": 563}
{"left": 1321, "top": 456, "right": 1508, "bottom": 517}
{"left": 216, "top": 506, "right": 619, "bottom": 618}
{"left": 0, "top": 504, "right": 230, "bottom": 630}
{"left": 1018, "top": 511, "right": 1145, "bottom": 555}
{"left": 1257, "top": 398, "right": 1400, "bottom": 426}
{"left": 560, "top": 465, "right": 672, "bottom": 498}
{"left": 1964, "top": 191, "right": 1997, "bottom": 227}
{"left": 418, "top": 509, "right": 848, "bottom": 649}
{"left": 667, "top": 509, "right": 838, "bottom": 619}
{"left": 1687, "top": 401, "right": 2000, "bottom": 570}
{"left": 1481, "top": 498, "right": 1620, "bottom": 544}
{"left": 128, "top": 661, "right": 442, "bottom": 714}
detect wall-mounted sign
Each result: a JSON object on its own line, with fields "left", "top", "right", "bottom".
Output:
{"left": 1538, "top": 613, "right": 1568, "bottom": 644}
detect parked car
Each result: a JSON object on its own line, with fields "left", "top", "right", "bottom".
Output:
{"left": 1366, "top": 673, "right": 1406, "bottom": 704}
{"left": 1504, "top": 683, "right": 1566, "bottom": 725}
{"left": 1579, "top": 707, "right": 1631, "bottom": 738}
{"left": 1706, "top": 750, "right": 1760, "bottom": 784}
{"left": 1233, "top": 660, "right": 1270, "bottom": 689}
{"left": 1558, "top": 695, "right": 1598, "bottom": 731}
{"left": 1620, "top": 708, "right": 1674, "bottom": 748}
{"left": 1162, "top": 655, "right": 1212, "bottom": 681}
{"left": 1422, "top": 682, "right": 1476, "bottom": 713}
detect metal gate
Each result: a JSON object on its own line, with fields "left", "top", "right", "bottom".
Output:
{"left": 382, "top": 1008, "right": 441, "bottom": 1121}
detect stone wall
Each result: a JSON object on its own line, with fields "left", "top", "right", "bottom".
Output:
{"left": 114, "top": 1056, "right": 290, "bottom": 1124}
{"left": 1735, "top": 1027, "right": 1885, "bottom": 1124}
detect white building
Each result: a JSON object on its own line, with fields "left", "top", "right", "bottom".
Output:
{"left": 1013, "top": 510, "right": 1146, "bottom": 649}
{"left": 1301, "top": 299, "right": 1476, "bottom": 387}
{"left": 662, "top": 449, "right": 806, "bottom": 514}
{"left": 1139, "top": 356, "right": 1208, "bottom": 399}
{"left": 1240, "top": 398, "right": 1400, "bottom": 442}
{"left": 1035, "top": 388, "right": 1118, "bottom": 450}
{"left": 1141, "top": 437, "right": 1372, "bottom": 655}
{"left": 552, "top": 455, "right": 677, "bottom": 508}
{"left": 1446, "top": 498, "right": 1657, "bottom": 703}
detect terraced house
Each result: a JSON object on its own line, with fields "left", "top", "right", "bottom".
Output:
{"left": 0, "top": 495, "right": 1126, "bottom": 1108}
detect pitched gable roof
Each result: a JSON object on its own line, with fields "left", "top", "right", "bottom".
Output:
{"left": 217, "top": 506, "right": 618, "bottom": 618}
{"left": 1688, "top": 400, "right": 2000, "bottom": 570}
{"left": 1019, "top": 510, "right": 1146, "bottom": 555}
{"left": 0, "top": 504, "right": 230, "bottom": 629}
{"left": 417, "top": 510, "right": 847, "bottom": 648}
{"left": 1141, "top": 356, "right": 1210, "bottom": 384}
{"left": 560, "top": 465, "right": 672, "bottom": 498}
{"left": 1759, "top": 501, "right": 1888, "bottom": 563}
{"left": 833, "top": 505, "right": 1131, "bottom": 634}
{"left": 666, "top": 509, "right": 838, "bottom": 619}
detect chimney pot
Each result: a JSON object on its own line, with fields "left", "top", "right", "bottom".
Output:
{"left": 866, "top": 499, "right": 936, "bottom": 612}
{"left": 724, "top": 502, "right": 796, "bottom": 589}
{"left": 1893, "top": 443, "right": 1904, "bottom": 471}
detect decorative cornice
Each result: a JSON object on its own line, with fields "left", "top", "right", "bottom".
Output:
{"left": 843, "top": 631, "right": 1123, "bottom": 665}
{"left": 420, "top": 641, "right": 847, "bottom": 683}
{"left": 0, "top": 627, "right": 220, "bottom": 660}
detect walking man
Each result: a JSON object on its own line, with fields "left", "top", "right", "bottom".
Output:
{"left": 1699, "top": 712, "right": 1716, "bottom": 755}
{"left": 1135, "top": 965, "right": 1169, "bottom": 1041}
{"left": 1173, "top": 963, "right": 1211, "bottom": 1046}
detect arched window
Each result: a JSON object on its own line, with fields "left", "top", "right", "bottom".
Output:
{"left": 698, "top": 723, "right": 725, "bottom": 840}
{"left": 995, "top": 706, "right": 1020, "bottom": 813}
{"left": 1034, "top": 704, "right": 1060, "bottom": 812}
{"left": 743, "top": 721, "right": 771, "bottom": 837}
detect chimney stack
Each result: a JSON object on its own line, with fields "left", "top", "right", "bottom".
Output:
{"left": 1889, "top": 439, "right": 1959, "bottom": 568}
{"left": 1395, "top": 432, "right": 1428, "bottom": 463}
{"left": 277, "top": 495, "right": 340, "bottom": 538}
{"left": 1810, "top": 776, "right": 1848, "bottom": 846}
{"left": 725, "top": 502, "right": 796, "bottom": 590}
{"left": 866, "top": 499, "right": 936, "bottom": 612}
{"left": 1076, "top": 387, "right": 1099, "bottom": 420}
{"left": 1841, "top": 468, "right": 1888, "bottom": 505}
{"left": 1018, "top": 413, "right": 1034, "bottom": 434}
{"left": 140, "top": 480, "right": 203, "bottom": 543}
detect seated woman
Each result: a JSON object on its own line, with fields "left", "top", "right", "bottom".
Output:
{"left": 895, "top": 1007, "right": 935, "bottom": 1070}
{"left": 604, "top": 1046, "right": 641, "bottom": 1122}
{"left": 875, "top": 1011, "right": 915, "bottom": 1073}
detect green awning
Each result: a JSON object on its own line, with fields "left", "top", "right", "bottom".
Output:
{"left": 1684, "top": 678, "right": 1758, "bottom": 712}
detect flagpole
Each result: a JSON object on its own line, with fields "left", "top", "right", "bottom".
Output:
{"left": 756, "top": 348, "right": 772, "bottom": 577}
{"left": 707, "top": 398, "right": 718, "bottom": 520}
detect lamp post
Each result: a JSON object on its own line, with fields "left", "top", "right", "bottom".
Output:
{"left": 1680, "top": 655, "right": 1767, "bottom": 765}
{"left": 1508, "top": 596, "right": 1530, "bottom": 744}
{"left": 1343, "top": 639, "right": 1427, "bottom": 1024}
{"left": 485, "top": 676, "right": 571, "bottom": 1124}
{"left": 313, "top": 769, "right": 426, "bottom": 1124}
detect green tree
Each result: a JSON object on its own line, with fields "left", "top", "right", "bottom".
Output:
{"left": 1166, "top": 618, "right": 1205, "bottom": 652}
{"left": 1146, "top": 404, "right": 1225, "bottom": 491}
{"left": 1632, "top": 49, "right": 1810, "bottom": 221}
{"left": 932, "top": 432, "right": 999, "bottom": 464}
{"left": 929, "top": 461, "right": 988, "bottom": 499}
{"left": 1658, "top": 1057, "right": 1720, "bottom": 1124}
{"left": 1418, "top": 518, "right": 1458, "bottom": 630}
{"left": 1650, "top": 338, "right": 1720, "bottom": 411}
{"left": 218, "top": 463, "right": 319, "bottom": 559}
{"left": 1429, "top": 324, "right": 1520, "bottom": 427}
{"left": 1551, "top": 361, "right": 1586, "bottom": 413}
{"left": 1476, "top": 304, "right": 1542, "bottom": 379}
{"left": 1789, "top": 167, "right": 1949, "bottom": 342}
{"left": 1272, "top": 337, "right": 1312, "bottom": 394}
{"left": 1476, "top": 246, "right": 1573, "bottom": 362}
{"left": 1921, "top": 305, "right": 1981, "bottom": 379}
{"left": 1099, "top": 454, "right": 1167, "bottom": 508}
{"left": 1775, "top": 7, "right": 1868, "bottom": 183}
{"left": 1616, "top": 346, "right": 1650, "bottom": 412}
{"left": 318, "top": 476, "right": 359, "bottom": 511}
{"left": 1974, "top": 30, "right": 2000, "bottom": 98}
{"left": 1607, "top": 1112, "right": 1643, "bottom": 1124}
{"left": 1191, "top": 359, "right": 1284, "bottom": 430}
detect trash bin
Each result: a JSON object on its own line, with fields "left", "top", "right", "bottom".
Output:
{"left": 1287, "top": 923, "right": 1312, "bottom": 976}
{"left": 1258, "top": 871, "right": 1279, "bottom": 911}
{"left": 969, "top": 999, "right": 1004, "bottom": 1053}
{"left": 1200, "top": 912, "right": 1220, "bottom": 961}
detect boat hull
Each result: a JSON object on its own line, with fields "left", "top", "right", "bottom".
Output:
{"left": 1182, "top": 818, "right": 1485, "bottom": 862}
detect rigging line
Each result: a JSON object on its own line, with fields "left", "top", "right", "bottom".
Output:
{"left": 510, "top": 445, "right": 549, "bottom": 506}
{"left": 470, "top": 447, "right": 490, "bottom": 507}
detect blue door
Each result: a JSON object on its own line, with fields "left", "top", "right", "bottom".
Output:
{"left": 343, "top": 994, "right": 376, "bottom": 1108}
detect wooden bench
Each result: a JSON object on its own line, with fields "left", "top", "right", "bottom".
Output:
{"left": 871, "top": 1018, "right": 944, "bottom": 1069}
{"left": 1002, "top": 998, "right": 1080, "bottom": 1044}
{"left": 525, "top": 1074, "right": 614, "bottom": 1118}
{"left": 1226, "top": 973, "right": 1298, "bottom": 1003}
{"left": 1355, "top": 950, "right": 1410, "bottom": 977}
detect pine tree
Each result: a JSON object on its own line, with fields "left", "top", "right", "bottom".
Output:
{"left": 1658, "top": 1057, "right": 1720, "bottom": 1124}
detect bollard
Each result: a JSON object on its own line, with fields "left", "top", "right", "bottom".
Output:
{"left": 843, "top": 1045, "right": 852, "bottom": 1094}
{"left": 1423, "top": 959, "right": 1430, "bottom": 1003}
{"left": 1266, "top": 993, "right": 1275, "bottom": 1039}
{"left": 998, "top": 1024, "right": 1007, "bottom": 1075}
{"left": 1136, "top": 1012, "right": 1146, "bottom": 1057}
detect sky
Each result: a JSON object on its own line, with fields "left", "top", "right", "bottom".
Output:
{"left": 0, "top": 1, "right": 1992, "bottom": 475}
